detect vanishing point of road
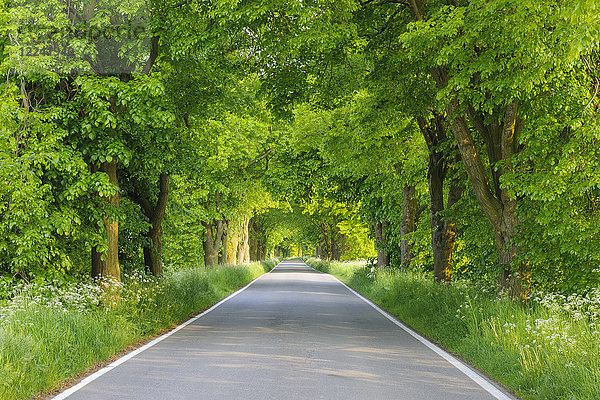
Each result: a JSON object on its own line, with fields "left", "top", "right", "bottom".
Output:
{"left": 55, "top": 260, "right": 516, "bottom": 400}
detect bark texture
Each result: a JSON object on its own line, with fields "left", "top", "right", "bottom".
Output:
{"left": 429, "top": 176, "right": 462, "bottom": 283}
{"left": 143, "top": 228, "right": 163, "bottom": 276}
{"left": 405, "top": 1, "right": 527, "bottom": 295}
{"left": 373, "top": 219, "right": 390, "bottom": 267}
{"left": 203, "top": 219, "right": 226, "bottom": 267}
{"left": 227, "top": 234, "right": 239, "bottom": 264}
{"left": 249, "top": 218, "right": 258, "bottom": 262}
{"left": 130, "top": 173, "right": 170, "bottom": 276}
{"left": 401, "top": 185, "right": 418, "bottom": 266}
{"left": 418, "top": 114, "right": 463, "bottom": 283}
{"left": 218, "top": 223, "right": 229, "bottom": 265}
{"left": 249, "top": 216, "right": 268, "bottom": 261}
{"left": 447, "top": 98, "right": 525, "bottom": 295}
{"left": 91, "top": 161, "right": 121, "bottom": 281}
{"left": 237, "top": 216, "right": 250, "bottom": 264}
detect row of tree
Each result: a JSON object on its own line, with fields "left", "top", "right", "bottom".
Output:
{"left": 259, "top": 0, "right": 600, "bottom": 296}
{"left": 1, "top": 0, "right": 375, "bottom": 281}
{"left": 2, "top": 0, "right": 600, "bottom": 297}
{"left": 1, "top": 0, "right": 288, "bottom": 280}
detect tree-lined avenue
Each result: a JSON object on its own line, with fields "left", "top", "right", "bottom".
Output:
{"left": 55, "top": 260, "right": 515, "bottom": 400}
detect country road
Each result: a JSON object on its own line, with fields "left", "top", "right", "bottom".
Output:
{"left": 54, "top": 260, "right": 516, "bottom": 400}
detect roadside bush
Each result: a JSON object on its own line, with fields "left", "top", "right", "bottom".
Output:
{"left": 307, "top": 259, "right": 600, "bottom": 400}
{"left": 0, "top": 262, "right": 269, "bottom": 400}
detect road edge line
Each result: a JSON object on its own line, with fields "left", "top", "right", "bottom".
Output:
{"left": 51, "top": 262, "right": 281, "bottom": 400}
{"left": 304, "top": 261, "right": 515, "bottom": 400}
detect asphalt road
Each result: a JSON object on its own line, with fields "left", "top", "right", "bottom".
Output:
{"left": 55, "top": 260, "right": 515, "bottom": 400}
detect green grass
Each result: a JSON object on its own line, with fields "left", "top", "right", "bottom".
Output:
{"left": 0, "top": 259, "right": 277, "bottom": 400}
{"left": 306, "top": 258, "right": 600, "bottom": 400}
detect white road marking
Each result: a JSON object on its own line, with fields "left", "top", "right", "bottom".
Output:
{"left": 52, "top": 263, "right": 279, "bottom": 400}
{"left": 308, "top": 262, "right": 515, "bottom": 400}
{"left": 53, "top": 260, "right": 514, "bottom": 400}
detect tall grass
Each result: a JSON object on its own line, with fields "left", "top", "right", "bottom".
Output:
{"left": 306, "top": 258, "right": 600, "bottom": 400}
{"left": 0, "top": 260, "right": 277, "bottom": 400}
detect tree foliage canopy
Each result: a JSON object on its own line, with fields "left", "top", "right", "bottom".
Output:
{"left": 0, "top": 0, "right": 599, "bottom": 294}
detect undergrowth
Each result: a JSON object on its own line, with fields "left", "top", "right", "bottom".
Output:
{"left": 0, "top": 259, "right": 278, "bottom": 400}
{"left": 306, "top": 258, "right": 600, "bottom": 400}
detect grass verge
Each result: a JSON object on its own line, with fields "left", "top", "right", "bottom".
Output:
{"left": 0, "top": 259, "right": 278, "bottom": 400}
{"left": 306, "top": 258, "right": 600, "bottom": 400}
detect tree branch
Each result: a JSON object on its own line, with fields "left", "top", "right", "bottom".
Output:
{"left": 238, "top": 148, "right": 274, "bottom": 171}
{"left": 129, "top": 183, "right": 153, "bottom": 218}
{"left": 142, "top": 35, "right": 160, "bottom": 75}
{"left": 447, "top": 98, "right": 502, "bottom": 224}
{"left": 501, "top": 99, "right": 519, "bottom": 160}
{"left": 151, "top": 173, "right": 170, "bottom": 228}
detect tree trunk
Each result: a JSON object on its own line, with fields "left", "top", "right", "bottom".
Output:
{"left": 145, "top": 174, "right": 169, "bottom": 276}
{"left": 249, "top": 218, "right": 258, "bottom": 262}
{"left": 237, "top": 216, "right": 250, "bottom": 264}
{"left": 428, "top": 57, "right": 526, "bottom": 295}
{"left": 429, "top": 168, "right": 463, "bottom": 283}
{"left": 373, "top": 219, "right": 390, "bottom": 267}
{"left": 249, "top": 216, "right": 267, "bottom": 261}
{"left": 129, "top": 173, "right": 169, "bottom": 276}
{"left": 428, "top": 151, "right": 449, "bottom": 282}
{"left": 91, "top": 161, "right": 121, "bottom": 281}
{"left": 227, "top": 233, "right": 239, "bottom": 264}
{"left": 203, "top": 220, "right": 225, "bottom": 267}
{"left": 446, "top": 99, "right": 527, "bottom": 296}
{"left": 219, "top": 222, "right": 228, "bottom": 265}
{"left": 322, "top": 224, "right": 332, "bottom": 260}
{"left": 143, "top": 226, "right": 163, "bottom": 276}
{"left": 401, "top": 185, "right": 418, "bottom": 266}
{"left": 418, "top": 114, "right": 464, "bottom": 283}
{"left": 327, "top": 217, "right": 343, "bottom": 261}
{"left": 331, "top": 236, "right": 342, "bottom": 261}
{"left": 203, "top": 223, "right": 218, "bottom": 267}
{"left": 494, "top": 208, "right": 524, "bottom": 295}
{"left": 407, "top": 3, "right": 528, "bottom": 296}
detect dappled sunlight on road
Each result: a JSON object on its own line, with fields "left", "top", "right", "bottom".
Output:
{"left": 62, "top": 260, "right": 512, "bottom": 400}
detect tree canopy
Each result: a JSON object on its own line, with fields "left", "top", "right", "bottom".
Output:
{"left": 0, "top": 0, "right": 599, "bottom": 296}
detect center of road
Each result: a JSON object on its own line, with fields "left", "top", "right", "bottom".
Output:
{"left": 55, "top": 260, "right": 515, "bottom": 400}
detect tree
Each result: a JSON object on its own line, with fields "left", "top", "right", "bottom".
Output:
{"left": 0, "top": 87, "right": 115, "bottom": 279}
{"left": 6, "top": 0, "right": 159, "bottom": 281}
{"left": 401, "top": 0, "right": 599, "bottom": 294}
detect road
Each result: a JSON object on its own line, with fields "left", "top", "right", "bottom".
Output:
{"left": 55, "top": 260, "right": 515, "bottom": 400}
